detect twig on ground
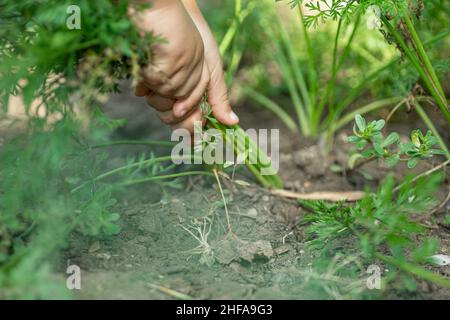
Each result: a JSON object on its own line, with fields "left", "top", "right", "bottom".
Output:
{"left": 429, "top": 189, "right": 450, "bottom": 216}
{"left": 393, "top": 159, "right": 450, "bottom": 192}
{"left": 271, "top": 189, "right": 365, "bottom": 202}
{"left": 146, "top": 283, "right": 192, "bottom": 300}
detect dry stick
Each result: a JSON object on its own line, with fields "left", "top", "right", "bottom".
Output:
{"left": 219, "top": 173, "right": 366, "bottom": 202}
{"left": 393, "top": 159, "right": 450, "bottom": 193}
{"left": 213, "top": 168, "right": 231, "bottom": 233}
{"left": 271, "top": 189, "right": 366, "bottom": 202}
{"left": 429, "top": 189, "right": 450, "bottom": 216}
{"left": 146, "top": 283, "right": 192, "bottom": 300}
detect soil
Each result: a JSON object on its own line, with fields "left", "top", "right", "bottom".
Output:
{"left": 6, "top": 82, "right": 449, "bottom": 299}
{"left": 57, "top": 83, "right": 450, "bottom": 300}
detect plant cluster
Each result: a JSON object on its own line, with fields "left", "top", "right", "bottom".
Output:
{"left": 348, "top": 114, "right": 446, "bottom": 169}
{"left": 301, "top": 173, "right": 450, "bottom": 293}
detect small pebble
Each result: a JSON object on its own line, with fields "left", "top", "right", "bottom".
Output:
{"left": 247, "top": 208, "right": 258, "bottom": 217}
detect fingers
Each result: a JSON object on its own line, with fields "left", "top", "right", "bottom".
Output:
{"left": 134, "top": 82, "right": 150, "bottom": 97}
{"left": 156, "top": 106, "right": 197, "bottom": 125}
{"left": 140, "top": 40, "right": 204, "bottom": 99}
{"left": 145, "top": 93, "right": 174, "bottom": 112}
{"left": 145, "top": 93, "right": 198, "bottom": 126}
{"left": 172, "top": 61, "right": 210, "bottom": 118}
{"left": 171, "top": 107, "right": 204, "bottom": 135}
{"left": 207, "top": 63, "right": 239, "bottom": 126}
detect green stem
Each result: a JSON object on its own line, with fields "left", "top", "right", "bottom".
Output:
{"left": 263, "top": 17, "right": 310, "bottom": 135}
{"left": 207, "top": 121, "right": 282, "bottom": 188}
{"left": 403, "top": 15, "right": 447, "bottom": 101}
{"left": 317, "top": 14, "right": 361, "bottom": 133}
{"left": 326, "top": 14, "right": 361, "bottom": 126}
{"left": 277, "top": 13, "right": 312, "bottom": 117}
{"left": 328, "top": 17, "right": 343, "bottom": 112}
{"left": 297, "top": 5, "right": 318, "bottom": 104}
{"left": 71, "top": 154, "right": 198, "bottom": 193}
{"left": 334, "top": 29, "right": 450, "bottom": 123}
{"left": 88, "top": 140, "right": 175, "bottom": 149}
{"left": 219, "top": 0, "right": 247, "bottom": 56}
{"left": 241, "top": 85, "right": 298, "bottom": 132}
{"left": 381, "top": 16, "right": 450, "bottom": 124}
{"left": 118, "top": 171, "right": 213, "bottom": 187}
{"left": 315, "top": 17, "right": 343, "bottom": 130}
{"left": 331, "top": 97, "right": 404, "bottom": 133}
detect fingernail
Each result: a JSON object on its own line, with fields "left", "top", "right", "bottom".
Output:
{"left": 178, "top": 108, "right": 187, "bottom": 117}
{"left": 229, "top": 111, "right": 239, "bottom": 122}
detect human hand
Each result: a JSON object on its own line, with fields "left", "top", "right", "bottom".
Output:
{"left": 131, "top": 0, "right": 238, "bottom": 133}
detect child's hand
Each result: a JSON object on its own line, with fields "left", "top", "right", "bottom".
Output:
{"left": 182, "top": 0, "right": 239, "bottom": 128}
{"left": 131, "top": 0, "right": 238, "bottom": 133}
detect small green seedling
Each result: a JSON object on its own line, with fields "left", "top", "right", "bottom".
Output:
{"left": 348, "top": 114, "right": 446, "bottom": 169}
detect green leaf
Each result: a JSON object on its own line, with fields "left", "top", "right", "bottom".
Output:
{"left": 407, "top": 158, "right": 419, "bottom": 168}
{"left": 347, "top": 135, "right": 360, "bottom": 143}
{"left": 373, "top": 142, "right": 384, "bottom": 155}
{"left": 385, "top": 154, "right": 400, "bottom": 167}
{"left": 429, "top": 149, "right": 446, "bottom": 155}
{"left": 355, "top": 114, "right": 366, "bottom": 132}
{"left": 411, "top": 130, "right": 421, "bottom": 147}
{"left": 373, "top": 119, "right": 385, "bottom": 131}
{"left": 356, "top": 140, "right": 367, "bottom": 150}
{"left": 382, "top": 132, "right": 399, "bottom": 147}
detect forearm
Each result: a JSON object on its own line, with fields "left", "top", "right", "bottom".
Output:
{"left": 181, "top": 0, "right": 219, "bottom": 59}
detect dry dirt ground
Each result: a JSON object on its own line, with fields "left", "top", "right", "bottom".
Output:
{"left": 3, "top": 83, "right": 448, "bottom": 299}
{"left": 57, "top": 86, "right": 450, "bottom": 300}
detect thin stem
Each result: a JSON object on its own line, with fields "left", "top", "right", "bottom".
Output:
{"left": 381, "top": 16, "right": 450, "bottom": 123}
{"left": 317, "top": 14, "right": 361, "bottom": 132}
{"left": 331, "top": 97, "right": 404, "bottom": 133}
{"left": 328, "top": 17, "right": 343, "bottom": 111}
{"left": 219, "top": 0, "right": 246, "bottom": 56}
{"left": 277, "top": 13, "right": 312, "bottom": 117}
{"left": 315, "top": 17, "right": 343, "bottom": 129}
{"left": 327, "top": 14, "right": 361, "bottom": 124}
{"left": 213, "top": 168, "right": 231, "bottom": 233}
{"left": 334, "top": 29, "right": 450, "bottom": 122}
{"left": 297, "top": 4, "right": 318, "bottom": 104}
{"left": 264, "top": 17, "right": 309, "bottom": 135}
{"left": 119, "top": 171, "right": 213, "bottom": 187}
{"left": 88, "top": 140, "right": 175, "bottom": 149}
{"left": 403, "top": 15, "right": 447, "bottom": 102}
{"left": 393, "top": 159, "right": 450, "bottom": 192}
{"left": 71, "top": 154, "right": 198, "bottom": 193}
{"left": 241, "top": 85, "right": 298, "bottom": 132}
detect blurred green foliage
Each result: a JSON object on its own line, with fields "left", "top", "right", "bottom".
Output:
{"left": 0, "top": 0, "right": 158, "bottom": 298}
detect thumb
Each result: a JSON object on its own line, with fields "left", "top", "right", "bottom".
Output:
{"left": 207, "top": 65, "right": 239, "bottom": 126}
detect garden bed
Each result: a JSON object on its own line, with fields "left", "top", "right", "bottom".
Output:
{"left": 56, "top": 92, "right": 450, "bottom": 300}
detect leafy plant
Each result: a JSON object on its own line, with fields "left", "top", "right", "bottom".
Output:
{"left": 288, "top": 0, "right": 449, "bottom": 124}
{"left": 301, "top": 173, "right": 450, "bottom": 293}
{"left": 0, "top": 118, "right": 124, "bottom": 298}
{"left": 347, "top": 114, "right": 447, "bottom": 169}
{"left": 201, "top": 98, "right": 283, "bottom": 189}
{"left": 244, "top": 0, "right": 449, "bottom": 154}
